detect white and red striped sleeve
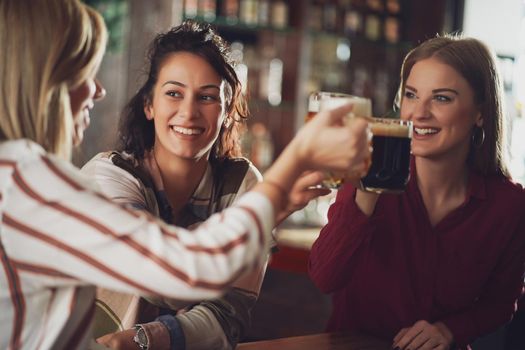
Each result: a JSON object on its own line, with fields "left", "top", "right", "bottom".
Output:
{"left": 1, "top": 152, "right": 274, "bottom": 301}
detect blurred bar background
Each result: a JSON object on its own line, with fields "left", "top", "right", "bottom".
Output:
{"left": 78, "top": 0, "right": 525, "bottom": 343}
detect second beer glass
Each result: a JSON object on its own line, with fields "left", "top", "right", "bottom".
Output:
{"left": 310, "top": 91, "right": 413, "bottom": 193}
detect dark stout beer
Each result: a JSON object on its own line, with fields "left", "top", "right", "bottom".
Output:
{"left": 360, "top": 120, "right": 412, "bottom": 193}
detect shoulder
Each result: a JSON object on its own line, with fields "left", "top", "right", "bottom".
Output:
{"left": 485, "top": 175, "right": 525, "bottom": 201}
{"left": 0, "top": 140, "right": 101, "bottom": 193}
{"left": 227, "top": 157, "right": 262, "bottom": 193}
{"left": 82, "top": 151, "right": 134, "bottom": 176}
{"left": 483, "top": 175, "right": 525, "bottom": 218}
{"left": 80, "top": 151, "right": 143, "bottom": 190}
{"left": 211, "top": 157, "right": 261, "bottom": 199}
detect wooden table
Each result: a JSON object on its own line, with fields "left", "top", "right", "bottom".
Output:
{"left": 236, "top": 332, "right": 391, "bottom": 350}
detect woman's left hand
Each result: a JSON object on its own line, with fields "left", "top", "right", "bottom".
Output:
{"left": 392, "top": 320, "right": 454, "bottom": 350}
{"left": 275, "top": 171, "right": 331, "bottom": 224}
{"left": 96, "top": 329, "right": 136, "bottom": 349}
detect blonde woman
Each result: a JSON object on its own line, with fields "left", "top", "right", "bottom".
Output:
{"left": 0, "top": 0, "right": 371, "bottom": 348}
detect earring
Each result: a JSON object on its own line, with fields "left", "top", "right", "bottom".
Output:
{"left": 471, "top": 126, "right": 485, "bottom": 148}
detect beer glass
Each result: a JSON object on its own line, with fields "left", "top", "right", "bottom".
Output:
{"left": 360, "top": 118, "right": 412, "bottom": 193}
{"left": 312, "top": 92, "right": 373, "bottom": 189}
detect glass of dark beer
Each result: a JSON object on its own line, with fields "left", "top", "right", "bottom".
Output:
{"left": 360, "top": 118, "right": 412, "bottom": 193}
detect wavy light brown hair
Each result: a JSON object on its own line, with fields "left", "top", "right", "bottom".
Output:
{"left": 398, "top": 34, "right": 509, "bottom": 177}
{"left": 0, "top": 0, "right": 107, "bottom": 160}
{"left": 117, "top": 20, "right": 249, "bottom": 161}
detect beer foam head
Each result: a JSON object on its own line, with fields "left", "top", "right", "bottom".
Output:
{"left": 371, "top": 119, "right": 413, "bottom": 138}
{"left": 319, "top": 95, "right": 372, "bottom": 117}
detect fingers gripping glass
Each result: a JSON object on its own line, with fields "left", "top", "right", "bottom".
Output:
{"left": 308, "top": 92, "right": 412, "bottom": 193}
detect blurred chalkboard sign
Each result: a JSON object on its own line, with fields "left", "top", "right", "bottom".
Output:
{"left": 83, "top": 0, "right": 128, "bottom": 52}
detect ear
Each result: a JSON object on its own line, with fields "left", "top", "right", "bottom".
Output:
{"left": 144, "top": 104, "right": 154, "bottom": 120}
{"left": 475, "top": 111, "right": 483, "bottom": 128}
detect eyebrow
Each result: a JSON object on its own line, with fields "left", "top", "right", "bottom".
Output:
{"left": 405, "top": 85, "right": 459, "bottom": 95}
{"left": 162, "top": 80, "right": 221, "bottom": 91}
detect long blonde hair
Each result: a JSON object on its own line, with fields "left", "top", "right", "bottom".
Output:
{"left": 0, "top": 0, "right": 107, "bottom": 160}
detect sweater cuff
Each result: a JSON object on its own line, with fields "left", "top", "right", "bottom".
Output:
{"left": 157, "top": 314, "right": 186, "bottom": 350}
{"left": 139, "top": 321, "right": 172, "bottom": 350}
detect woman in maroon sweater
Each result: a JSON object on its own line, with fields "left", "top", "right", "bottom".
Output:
{"left": 309, "top": 35, "right": 525, "bottom": 350}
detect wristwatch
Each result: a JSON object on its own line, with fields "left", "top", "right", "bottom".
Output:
{"left": 133, "top": 325, "right": 149, "bottom": 349}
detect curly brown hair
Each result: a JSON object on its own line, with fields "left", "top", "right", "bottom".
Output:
{"left": 117, "top": 20, "right": 249, "bottom": 161}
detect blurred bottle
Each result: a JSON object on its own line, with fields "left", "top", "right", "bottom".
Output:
{"left": 384, "top": 16, "right": 400, "bottom": 44}
{"left": 322, "top": 1, "right": 338, "bottom": 32}
{"left": 240, "top": 0, "right": 258, "bottom": 26}
{"left": 271, "top": 0, "right": 289, "bottom": 29}
{"left": 199, "top": 0, "right": 217, "bottom": 21}
{"left": 258, "top": 0, "right": 271, "bottom": 26}
{"left": 259, "top": 45, "right": 283, "bottom": 106}
{"left": 364, "top": 13, "right": 381, "bottom": 41}
{"left": 365, "top": 0, "right": 383, "bottom": 11}
{"left": 184, "top": 0, "right": 199, "bottom": 18}
{"left": 386, "top": 0, "right": 400, "bottom": 14}
{"left": 222, "top": 0, "right": 240, "bottom": 23}
{"left": 243, "top": 45, "right": 259, "bottom": 97}
{"left": 244, "top": 122, "right": 274, "bottom": 172}
{"left": 341, "top": 0, "right": 363, "bottom": 37}
{"left": 231, "top": 42, "right": 249, "bottom": 94}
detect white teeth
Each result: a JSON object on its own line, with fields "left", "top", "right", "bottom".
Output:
{"left": 171, "top": 126, "right": 203, "bottom": 135}
{"left": 414, "top": 127, "right": 438, "bottom": 135}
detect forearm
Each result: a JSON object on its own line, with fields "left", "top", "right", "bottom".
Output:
{"left": 309, "top": 186, "right": 379, "bottom": 292}
{"left": 252, "top": 138, "right": 306, "bottom": 215}
{"left": 355, "top": 189, "right": 379, "bottom": 217}
{"left": 7, "top": 158, "right": 274, "bottom": 301}
{"left": 440, "top": 299, "right": 519, "bottom": 347}
{"left": 175, "top": 305, "right": 233, "bottom": 350}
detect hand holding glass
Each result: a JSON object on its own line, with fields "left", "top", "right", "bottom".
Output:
{"left": 309, "top": 92, "right": 412, "bottom": 193}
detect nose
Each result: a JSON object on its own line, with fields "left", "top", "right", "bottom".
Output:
{"left": 178, "top": 94, "right": 197, "bottom": 119}
{"left": 402, "top": 97, "right": 430, "bottom": 122}
{"left": 94, "top": 79, "right": 106, "bottom": 101}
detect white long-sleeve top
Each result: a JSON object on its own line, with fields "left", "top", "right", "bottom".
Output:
{"left": 0, "top": 140, "right": 274, "bottom": 350}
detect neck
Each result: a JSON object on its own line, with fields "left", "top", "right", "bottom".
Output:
{"left": 415, "top": 153, "right": 470, "bottom": 226}
{"left": 416, "top": 156, "right": 469, "bottom": 195}
{"left": 153, "top": 145, "right": 209, "bottom": 216}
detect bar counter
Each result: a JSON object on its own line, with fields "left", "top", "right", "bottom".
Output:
{"left": 236, "top": 332, "right": 390, "bottom": 350}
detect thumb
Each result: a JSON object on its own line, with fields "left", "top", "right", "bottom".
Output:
{"left": 318, "top": 103, "right": 354, "bottom": 126}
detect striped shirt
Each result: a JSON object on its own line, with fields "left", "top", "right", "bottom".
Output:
{"left": 0, "top": 139, "right": 274, "bottom": 349}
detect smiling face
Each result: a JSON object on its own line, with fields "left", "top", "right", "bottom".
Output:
{"left": 400, "top": 57, "right": 482, "bottom": 162}
{"left": 69, "top": 77, "right": 105, "bottom": 145}
{"left": 145, "top": 52, "right": 227, "bottom": 161}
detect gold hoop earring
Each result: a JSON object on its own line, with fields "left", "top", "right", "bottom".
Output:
{"left": 471, "top": 126, "right": 485, "bottom": 148}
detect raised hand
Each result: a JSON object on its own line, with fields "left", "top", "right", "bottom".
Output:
{"left": 275, "top": 171, "right": 331, "bottom": 224}
{"left": 291, "top": 103, "right": 372, "bottom": 174}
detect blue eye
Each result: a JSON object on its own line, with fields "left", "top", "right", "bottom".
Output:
{"left": 434, "top": 95, "right": 452, "bottom": 102}
{"left": 404, "top": 91, "right": 416, "bottom": 99}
